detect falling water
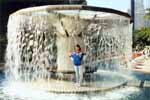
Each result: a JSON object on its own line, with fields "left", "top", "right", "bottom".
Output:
{"left": 5, "top": 6, "right": 132, "bottom": 88}
{"left": 1, "top": 5, "right": 150, "bottom": 100}
{"left": 5, "top": 13, "right": 58, "bottom": 81}
{"left": 82, "top": 18, "right": 132, "bottom": 71}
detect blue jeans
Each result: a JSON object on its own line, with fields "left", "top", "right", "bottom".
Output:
{"left": 74, "top": 65, "right": 83, "bottom": 85}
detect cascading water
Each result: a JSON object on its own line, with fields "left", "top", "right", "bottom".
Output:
{"left": 0, "top": 5, "right": 149, "bottom": 100}
{"left": 82, "top": 18, "right": 132, "bottom": 71}
{"left": 5, "top": 13, "right": 57, "bottom": 81}
{"left": 4, "top": 5, "right": 133, "bottom": 94}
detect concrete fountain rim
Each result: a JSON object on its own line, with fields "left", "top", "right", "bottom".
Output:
{"left": 48, "top": 70, "right": 128, "bottom": 93}
{"left": 11, "top": 5, "right": 131, "bottom": 21}
{"left": 3, "top": 70, "right": 127, "bottom": 94}
{"left": 20, "top": 70, "right": 127, "bottom": 94}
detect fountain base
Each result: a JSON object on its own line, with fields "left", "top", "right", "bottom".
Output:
{"left": 11, "top": 70, "right": 127, "bottom": 93}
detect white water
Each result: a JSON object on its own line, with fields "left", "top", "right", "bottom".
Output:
{"left": 5, "top": 9, "right": 132, "bottom": 81}
{"left": 3, "top": 6, "right": 134, "bottom": 100}
{"left": 2, "top": 82, "right": 140, "bottom": 100}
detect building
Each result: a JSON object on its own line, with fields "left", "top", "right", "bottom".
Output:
{"left": 131, "top": 0, "right": 150, "bottom": 30}
{"left": 145, "top": 10, "right": 150, "bottom": 27}
{"left": 145, "top": 0, "right": 150, "bottom": 8}
{"left": 134, "top": 0, "right": 145, "bottom": 30}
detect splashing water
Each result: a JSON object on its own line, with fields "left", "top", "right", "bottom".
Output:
{"left": 2, "top": 81, "right": 140, "bottom": 100}
{"left": 5, "top": 7, "right": 132, "bottom": 82}
{"left": 1, "top": 5, "right": 147, "bottom": 100}
{"left": 1, "top": 7, "right": 135, "bottom": 100}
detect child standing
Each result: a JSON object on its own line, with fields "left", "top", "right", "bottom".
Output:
{"left": 69, "top": 44, "right": 85, "bottom": 86}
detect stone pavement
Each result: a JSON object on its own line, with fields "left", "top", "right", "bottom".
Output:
{"left": 131, "top": 56, "right": 150, "bottom": 74}
{"left": 126, "top": 56, "right": 150, "bottom": 88}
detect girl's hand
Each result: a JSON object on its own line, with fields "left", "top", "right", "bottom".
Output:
{"left": 69, "top": 52, "right": 72, "bottom": 57}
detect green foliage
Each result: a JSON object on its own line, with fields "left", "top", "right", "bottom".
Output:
{"left": 133, "top": 28, "right": 150, "bottom": 50}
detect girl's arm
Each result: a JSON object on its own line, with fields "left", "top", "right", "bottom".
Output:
{"left": 69, "top": 52, "right": 72, "bottom": 57}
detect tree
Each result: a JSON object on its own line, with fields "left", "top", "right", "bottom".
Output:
{"left": 133, "top": 28, "right": 150, "bottom": 50}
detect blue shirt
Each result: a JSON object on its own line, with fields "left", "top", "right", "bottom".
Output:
{"left": 70, "top": 52, "right": 84, "bottom": 66}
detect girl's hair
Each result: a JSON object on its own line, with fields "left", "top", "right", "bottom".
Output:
{"left": 76, "top": 44, "right": 81, "bottom": 51}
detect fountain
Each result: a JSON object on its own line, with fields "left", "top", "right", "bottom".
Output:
{"left": 4, "top": 5, "right": 133, "bottom": 93}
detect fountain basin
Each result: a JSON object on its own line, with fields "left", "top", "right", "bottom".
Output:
{"left": 47, "top": 70, "right": 127, "bottom": 93}
{"left": 5, "top": 5, "right": 133, "bottom": 94}
{"left": 3, "top": 70, "right": 127, "bottom": 93}
{"left": 132, "top": 69, "right": 150, "bottom": 80}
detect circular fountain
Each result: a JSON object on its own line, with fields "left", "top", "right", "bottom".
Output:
{"left": 5, "top": 5, "right": 132, "bottom": 93}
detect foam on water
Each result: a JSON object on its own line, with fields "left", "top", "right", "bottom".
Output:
{"left": 2, "top": 81, "right": 140, "bottom": 100}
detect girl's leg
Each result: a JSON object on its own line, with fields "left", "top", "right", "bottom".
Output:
{"left": 74, "top": 66, "right": 79, "bottom": 84}
{"left": 79, "top": 65, "right": 83, "bottom": 85}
